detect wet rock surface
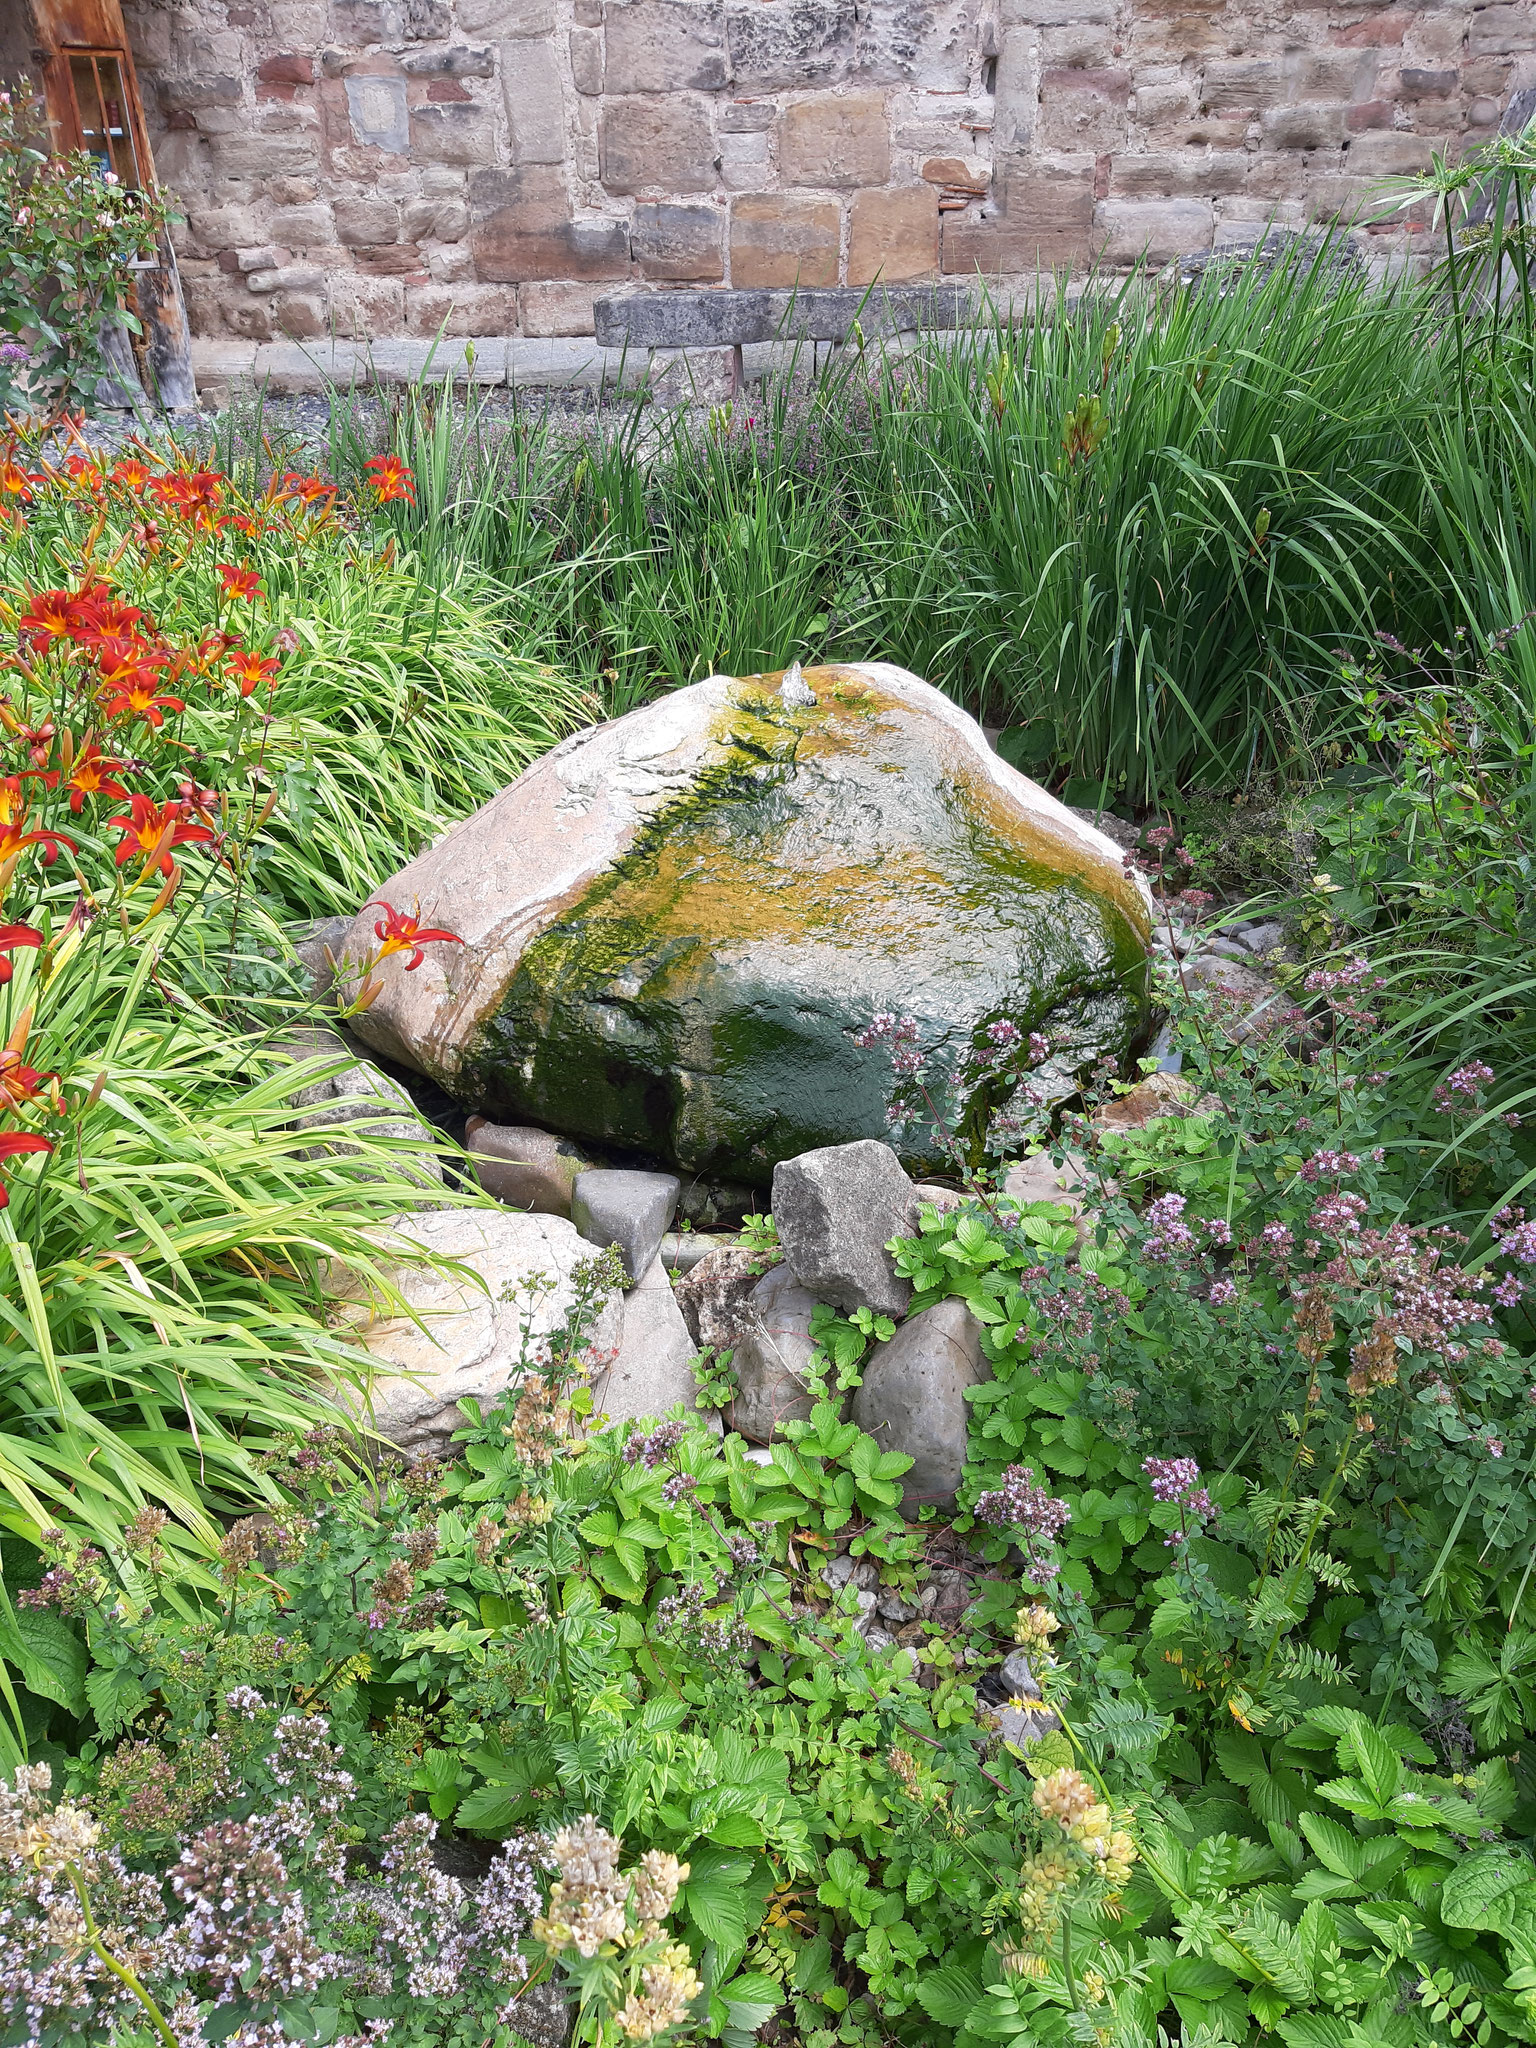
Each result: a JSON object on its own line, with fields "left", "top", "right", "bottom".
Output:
{"left": 344, "top": 662, "right": 1152, "bottom": 1186}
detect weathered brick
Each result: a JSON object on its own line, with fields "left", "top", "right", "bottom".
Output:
{"left": 780, "top": 91, "right": 890, "bottom": 185}
{"left": 858, "top": 0, "right": 972, "bottom": 89}
{"left": 599, "top": 95, "right": 716, "bottom": 192}
{"left": 729, "top": 192, "right": 840, "bottom": 284}
{"left": 1111, "top": 147, "right": 1244, "bottom": 195}
{"left": 848, "top": 185, "right": 939, "bottom": 282}
{"left": 726, "top": 0, "right": 857, "bottom": 91}
{"left": 632, "top": 199, "right": 727, "bottom": 277}
{"left": 603, "top": 1, "right": 729, "bottom": 91}
{"left": 502, "top": 43, "right": 567, "bottom": 162}
{"left": 458, "top": 0, "right": 551, "bottom": 28}
{"left": 719, "top": 99, "right": 778, "bottom": 131}
{"left": 1037, "top": 68, "right": 1131, "bottom": 150}
{"left": 260, "top": 52, "right": 316, "bottom": 83}
{"left": 400, "top": 45, "right": 495, "bottom": 76}
{"left": 1096, "top": 195, "right": 1213, "bottom": 261}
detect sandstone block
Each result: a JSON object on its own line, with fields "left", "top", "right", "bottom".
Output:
{"left": 633, "top": 200, "right": 727, "bottom": 278}
{"left": 1263, "top": 103, "right": 1348, "bottom": 150}
{"left": 945, "top": 164, "right": 1094, "bottom": 271}
{"left": 599, "top": 96, "right": 717, "bottom": 193}
{"left": 848, "top": 185, "right": 939, "bottom": 282}
{"left": 520, "top": 279, "right": 603, "bottom": 332}
{"left": 570, "top": 27, "right": 604, "bottom": 94}
{"left": 922, "top": 155, "right": 989, "bottom": 190}
{"left": 781, "top": 91, "right": 890, "bottom": 185}
{"left": 502, "top": 43, "right": 567, "bottom": 163}
{"left": 720, "top": 130, "right": 771, "bottom": 189}
{"left": 603, "top": 0, "right": 729, "bottom": 91}
{"left": 472, "top": 166, "right": 632, "bottom": 278}
{"left": 274, "top": 289, "right": 327, "bottom": 336}
{"left": 773, "top": 1139, "right": 915, "bottom": 1316}
{"left": 212, "top": 134, "right": 322, "bottom": 178}
{"left": 271, "top": 201, "right": 337, "bottom": 243}
{"left": 1037, "top": 67, "right": 1131, "bottom": 150}
{"left": 1111, "top": 148, "right": 1244, "bottom": 196}
{"left": 344, "top": 73, "right": 409, "bottom": 151}
{"left": 458, "top": 0, "right": 551, "bottom": 27}
{"left": 719, "top": 98, "right": 777, "bottom": 131}
{"left": 1345, "top": 129, "right": 1435, "bottom": 172}
{"left": 851, "top": 1298, "right": 985, "bottom": 1513}
{"left": 248, "top": 263, "right": 327, "bottom": 294}
{"left": 730, "top": 191, "right": 841, "bottom": 284}
{"left": 401, "top": 44, "right": 495, "bottom": 75}
{"left": 1201, "top": 57, "right": 1288, "bottom": 111}
{"left": 403, "top": 195, "right": 470, "bottom": 239}
{"left": 404, "top": 281, "right": 520, "bottom": 333}
{"left": 189, "top": 207, "right": 266, "bottom": 251}
{"left": 858, "top": 0, "right": 972, "bottom": 88}
{"left": 727, "top": 0, "right": 857, "bottom": 90}
{"left": 223, "top": 243, "right": 292, "bottom": 273}
{"left": 411, "top": 103, "right": 496, "bottom": 166}
{"left": 467, "top": 1117, "right": 591, "bottom": 1211}
{"left": 334, "top": 192, "right": 400, "bottom": 244}
{"left": 1097, "top": 196, "right": 1213, "bottom": 262}
{"left": 1470, "top": 4, "right": 1536, "bottom": 52}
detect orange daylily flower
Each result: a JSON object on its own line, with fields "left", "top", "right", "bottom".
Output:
{"left": 108, "top": 794, "right": 216, "bottom": 877}
{"left": 366, "top": 454, "right": 416, "bottom": 505}
{"left": 0, "top": 779, "right": 76, "bottom": 866}
{"left": 226, "top": 650, "right": 280, "bottom": 698}
{"left": 0, "top": 924, "right": 42, "bottom": 985}
{"left": 100, "top": 674, "right": 186, "bottom": 729}
{"left": 150, "top": 469, "right": 224, "bottom": 526}
{"left": 0, "top": 463, "right": 35, "bottom": 504}
{"left": 217, "top": 565, "right": 262, "bottom": 603}
{"left": 110, "top": 459, "right": 152, "bottom": 492}
{"left": 0, "top": 1131, "right": 52, "bottom": 1207}
{"left": 363, "top": 900, "right": 463, "bottom": 971}
{"left": 273, "top": 471, "right": 337, "bottom": 507}
{"left": 17, "top": 590, "right": 75, "bottom": 646}
{"left": 66, "top": 741, "right": 129, "bottom": 813}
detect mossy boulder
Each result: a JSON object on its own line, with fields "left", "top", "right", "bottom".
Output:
{"left": 344, "top": 663, "right": 1152, "bottom": 1185}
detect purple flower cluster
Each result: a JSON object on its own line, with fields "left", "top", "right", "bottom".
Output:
{"left": 1141, "top": 1192, "right": 1195, "bottom": 1262}
{"left": 973, "top": 1465, "right": 1072, "bottom": 1541}
{"left": 623, "top": 1420, "right": 688, "bottom": 1469}
{"left": 1492, "top": 1207, "right": 1536, "bottom": 1265}
{"left": 1141, "top": 1456, "right": 1217, "bottom": 1545}
{"left": 1434, "top": 1060, "right": 1495, "bottom": 1111}
{"left": 1300, "top": 1149, "right": 1361, "bottom": 1183}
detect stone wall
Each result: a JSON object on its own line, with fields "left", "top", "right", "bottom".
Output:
{"left": 119, "top": 0, "right": 1536, "bottom": 342}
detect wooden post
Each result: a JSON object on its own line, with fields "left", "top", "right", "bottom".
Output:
{"left": 29, "top": 0, "right": 196, "bottom": 410}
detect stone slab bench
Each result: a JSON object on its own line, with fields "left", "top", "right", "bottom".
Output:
{"left": 592, "top": 285, "right": 982, "bottom": 351}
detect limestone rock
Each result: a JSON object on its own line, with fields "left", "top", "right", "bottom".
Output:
{"left": 728, "top": 1262, "right": 825, "bottom": 1443}
{"left": 1001, "top": 1149, "right": 1091, "bottom": 1249}
{"left": 590, "top": 1255, "right": 721, "bottom": 1434}
{"left": 1092, "top": 1071, "right": 1200, "bottom": 1132}
{"left": 572, "top": 1168, "right": 680, "bottom": 1282}
{"left": 466, "top": 1116, "right": 589, "bottom": 1214}
{"left": 281, "top": 1026, "right": 443, "bottom": 1186}
{"left": 342, "top": 663, "right": 1153, "bottom": 1187}
{"left": 773, "top": 1139, "right": 914, "bottom": 1316}
{"left": 328, "top": 1209, "right": 623, "bottom": 1457}
{"left": 851, "top": 1297, "right": 986, "bottom": 1514}
{"left": 673, "top": 1244, "right": 766, "bottom": 1350}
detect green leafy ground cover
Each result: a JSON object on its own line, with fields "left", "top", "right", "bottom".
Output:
{"left": 3, "top": 151, "right": 1536, "bottom": 2045}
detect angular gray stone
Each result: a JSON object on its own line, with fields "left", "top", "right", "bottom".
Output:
{"left": 998, "top": 1700, "right": 1061, "bottom": 1748}
{"left": 328, "top": 1209, "right": 623, "bottom": 1456}
{"left": 1239, "top": 919, "right": 1285, "bottom": 954}
{"left": 673, "top": 1244, "right": 767, "bottom": 1349}
{"left": 281, "top": 1027, "right": 443, "bottom": 1186}
{"left": 593, "top": 282, "right": 978, "bottom": 347}
{"left": 590, "top": 1255, "right": 722, "bottom": 1432}
{"left": 466, "top": 1118, "right": 590, "bottom": 1215}
{"left": 1000, "top": 1647, "right": 1042, "bottom": 1698}
{"left": 773, "top": 1140, "right": 914, "bottom": 1316}
{"left": 851, "top": 1298, "right": 985, "bottom": 1513}
{"left": 572, "top": 1168, "right": 681, "bottom": 1281}
{"left": 659, "top": 1230, "right": 734, "bottom": 1273}
{"left": 728, "top": 1262, "right": 823, "bottom": 1442}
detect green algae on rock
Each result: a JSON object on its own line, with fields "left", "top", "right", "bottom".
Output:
{"left": 342, "top": 663, "right": 1152, "bottom": 1185}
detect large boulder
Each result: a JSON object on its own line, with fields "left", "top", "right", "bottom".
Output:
{"left": 342, "top": 664, "right": 1152, "bottom": 1185}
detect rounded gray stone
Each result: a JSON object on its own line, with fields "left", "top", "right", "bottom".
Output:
{"left": 851, "top": 1297, "right": 986, "bottom": 1514}
{"left": 728, "top": 1262, "right": 825, "bottom": 1443}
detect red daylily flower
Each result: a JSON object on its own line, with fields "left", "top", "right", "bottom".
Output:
{"left": 0, "top": 1055, "right": 58, "bottom": 1115}
{"left": 175, "top": 780, "right": 221, "bottom": 826}
{"left": 66, "top": 741, "right": 129, "bottom": 813}
{"left": 274, "top": 471, "right": 337, "bottom": 507}
{"left": 150, "top": 470, "right": 224, "bottom": 526}
{"left": 0, "top": 924, "right": 42, "bottom": 985}
{"left": 0, "top": 779, "right": 75, "bottom": 866}
{"left": 93, "top": 636, "right": 169, "bottom": 685}
{"left": 363, "top": 900, "right": 462, "bottom": 972}
{"left": 217, "top": 565, "right": 262, "bottom": 603}
{"left": 14, "top": 721, "right": 54, "bottom": 770}
{"left": 365, "top": 454, "right": 416, "bottom": 505}
{"left": 0, "top": 1131, "right": 52, "bottom": 1207}
{"left": 72, "top": 596, "right": 148, "bottom": 646}
{"left": 17, "top": 589, "right": 75, "bottom": 646}
{"left": 0, "top": 463, "right": 34, "bottom": 504}
{"left": 101, "top": 674, "right": 185, "bottom": 729}
{"left": 110, "top": 459, "right": 152, "bottom": 492}
{"left": 226, "top": 650, "right": 280, "bottom": 699}
{"left": 109, "top": 795, "right": 216, "bottom": 877}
